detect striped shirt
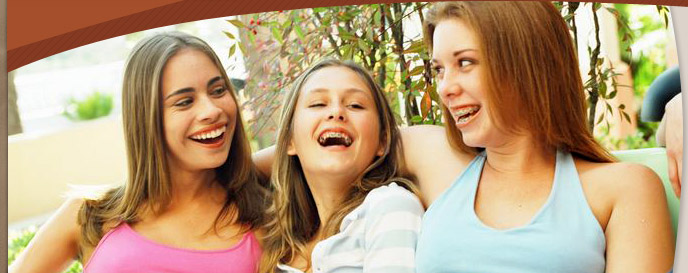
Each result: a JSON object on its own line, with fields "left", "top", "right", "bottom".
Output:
{"left": 277, "top": 183, "right": 424, "bottom": 273}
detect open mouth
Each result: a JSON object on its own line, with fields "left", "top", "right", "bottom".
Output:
{"left": 318, "top": 131, "right": 353, "bottom": 147}
{"left": 189, "top": 126, "right": 226, "bottom": 145}
{"left": 453, "top": 105, "right": 481, "bottom": 124}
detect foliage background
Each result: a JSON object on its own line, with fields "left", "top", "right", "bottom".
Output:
{"left": 225, "top": 2, "right": 674, "bottom": 151}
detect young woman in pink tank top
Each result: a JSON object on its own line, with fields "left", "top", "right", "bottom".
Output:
{"left": 10, "top": 32, "right": 269, "bottom": 273}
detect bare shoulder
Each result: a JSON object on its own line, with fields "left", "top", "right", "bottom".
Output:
{"left": 576, "top": 160, "right": 662, "bottom": 193}
{"left": 575, "top": 159, "right": 666, "bottom": 206}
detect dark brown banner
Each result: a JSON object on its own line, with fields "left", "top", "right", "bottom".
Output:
{"left": 7, "top": 0, "right": 688, "bottom": 71}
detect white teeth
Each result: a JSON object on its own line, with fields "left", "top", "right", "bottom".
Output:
{"left": 318, "top": 131, "right": 353, "bottom": 146}
{"left": 191, "top": 126, "right": 226, "bottom": 140}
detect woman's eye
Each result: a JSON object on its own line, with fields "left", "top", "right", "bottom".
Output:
{"left": 348, "top": 103, "right": 364, "bottom": 109}
{"left": 459, "top": 59, "right": 475, "bottom": 67}
{"left": 308, "top": 103, "right": 326, "bottom": 108}
{"left": 211, "top": 86, "right": 227, "bottom": 96}
{"left": 174, "top": 98, "right": 193, "bottom": 107}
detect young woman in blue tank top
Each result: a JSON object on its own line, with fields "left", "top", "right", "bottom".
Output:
{"left": 399, "top": 2, "right": 675, "bottom": 272}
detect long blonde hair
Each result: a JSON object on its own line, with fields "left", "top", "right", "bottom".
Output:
{"left": 78, "top": 32, "right": 268, "bottom": 255}
{"left": 424, "top": 1, "right": 614, "bottom": 162}
{"left": 259, "top": 59, "right": 418, "bottom": 272}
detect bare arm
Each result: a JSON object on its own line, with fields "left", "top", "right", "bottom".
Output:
{"left": 9, "top": 198, "right": 83, "bottom": 273}
{"left": 604, "top": 164, "right": 674, "bottom": 273}
{"left": 400, "top": 125, "right": 472, "bottom": 205}
{"left": 252, "top": 145, "right": 276, "bottom": 179}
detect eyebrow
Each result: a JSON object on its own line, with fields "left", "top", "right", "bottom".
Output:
{"left": 309, "top": 88, "right": 371, "bottom": 97}
{"left": 431, "top": 49, "right": 477, "bottom": 63}
{"left": 164, "top": 76, "right": 224, "bottom": 101}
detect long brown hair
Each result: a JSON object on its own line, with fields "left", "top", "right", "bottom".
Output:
{"left": 424, "top": 1, "right": 614, "bottom": 162}
{"left": 78, "top": 32, "right": 268, "bottom": 254}
{"left": 258, "top": 59, "right": 418, "bottom": 272}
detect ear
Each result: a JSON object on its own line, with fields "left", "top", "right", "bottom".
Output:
{"left": 287, "top": 139, "right": 297, "bottom": 156}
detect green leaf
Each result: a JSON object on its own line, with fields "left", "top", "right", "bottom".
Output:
{"left": 238, "top": 42, "right": 247, "bottom": 56}
{"left": 599, "top": 82, "right": 607, "bottom": 97}
{"left": 295, "top": 25, "right": 305, "bottom": 40}
{"left": 409, "top": 66, "right": 424, "bottom": 77}
{"left": 411, "top": 115, "right": 423, "bottom": 123}
{"left": 596, "top": 112, "right": 604, "bottom": 125}
{"left": 228, "top": 44, "right": 236, "bottom": 58}
{"left": 282, "top": 17, "right": 293, "bottom": 29}
{"left": 374, "top": 9, "right": 382, "bottom": 26}
{"left": 338, "top": 27, "right": 356, "bottom": 40}
{"left": 227, "top": 19, "right": 246, "bottom": 29}
{"left": 606, "top": 102, "right": 612, "bottom": 114}
{"left": 563, "top": 14, "right": 574, "bottom": 22}
{"left": 608, "top": 90, "right": 617, "bottom": 99}
{"left": 357, "top": 39, "right": 370, "bottom": 54}
{"left": 223, "top": 31, "right": 235, "bottom": 40}
{"left": 271, "top": 27, "right": 283, "bottom": 44}
{"left": 622, "top": 111, "right": 631, "bottom": 123}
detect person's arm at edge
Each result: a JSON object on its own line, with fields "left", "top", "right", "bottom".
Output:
{"left": 253, "top": 145, "right": 276, "bottom": 179}
{"left": 657, "top": 94, "right": 683, "bottom": 197}
{"left": 9, "top": 198, "right": 83, "bottom": 273}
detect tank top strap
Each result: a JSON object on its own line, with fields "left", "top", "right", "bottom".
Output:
{"left": 547, "top": 150, "right": 605, "bottom": 235}
{"left": 550, "top": 150, "right": 589, "bottom": 209}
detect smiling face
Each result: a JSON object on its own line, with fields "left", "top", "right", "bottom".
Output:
{"left": 161, "top": 48, "right": 237, "bottom": 172}
{"left": 432, "top": 19, "right": 507, "bottom": 148}
{"left": 287, "top": 66, "right": 384, "bottom": 182}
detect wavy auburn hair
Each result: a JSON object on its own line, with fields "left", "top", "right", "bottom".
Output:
{"left": 424, "top": 1, "right": 614, "bottom": 162}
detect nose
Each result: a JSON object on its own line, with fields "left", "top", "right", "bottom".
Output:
{"left": 197, "top": 96, "right": 222, "bottom": 123}
{"left": 327, "top": 104, "right": 346, "bottom": 122}
{"left": 437, "top": 70, "right": 462, "bottom": 101}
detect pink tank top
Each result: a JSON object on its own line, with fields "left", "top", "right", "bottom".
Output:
{"left": 84, "top": 223, "right": 261, "bottom": 273}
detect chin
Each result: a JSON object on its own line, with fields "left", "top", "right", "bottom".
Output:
{"left": 460, "top": 134, "right": 485, "bottom": 149}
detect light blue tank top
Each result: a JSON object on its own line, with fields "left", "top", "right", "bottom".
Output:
{"left": 416, "top": 150, "right": 606, "bottom": 273}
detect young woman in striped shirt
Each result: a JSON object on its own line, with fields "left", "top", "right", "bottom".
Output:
{"left": 258, "top": 59, "right": 424, "bottom": 273}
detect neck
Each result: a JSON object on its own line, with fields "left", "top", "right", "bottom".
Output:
{"left": 484, "top": 135, "right": 556, "bottom": 180}
{"left": 168, "top": 167, "right": 223, "bottom": 206}
{"left": 302, "top": 171, "right": 353, "bottom": 230}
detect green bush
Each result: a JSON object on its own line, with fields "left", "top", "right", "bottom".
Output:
{"left": 8, "top": 226, "right": 83, "bottom": 272}
{"left": 64, "top": 92, "right": 113, "bottom": 121}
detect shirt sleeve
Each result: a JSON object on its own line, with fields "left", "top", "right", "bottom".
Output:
{"left": 362, "top": 183, "right": 424, "bottom": 273}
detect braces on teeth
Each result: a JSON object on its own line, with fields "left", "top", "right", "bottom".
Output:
{"left": 454, "top": 106, "right": 480, "bottom": 121}
{"left": 319, "top": 131, "right": 353, "bottom": 146}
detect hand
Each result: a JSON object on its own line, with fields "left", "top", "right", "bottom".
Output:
{"left": 663, "top": 94, "right": 683, "bottom": 198}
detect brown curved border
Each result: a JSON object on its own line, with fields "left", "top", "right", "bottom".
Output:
{"left": 7, "top": 0, "right": 688, "bottom": 71}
